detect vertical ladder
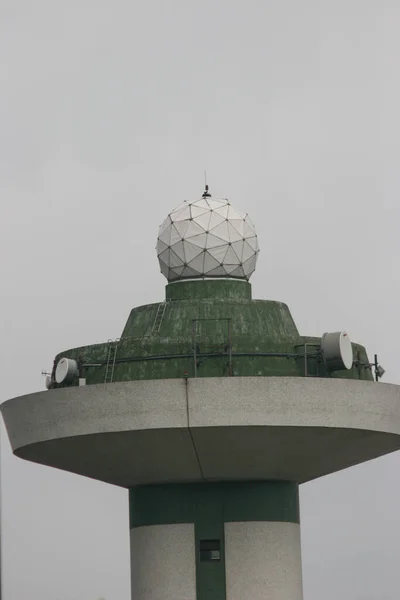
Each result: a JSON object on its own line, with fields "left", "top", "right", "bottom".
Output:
{"left": 149, "top": 302, "right": 168, "bottom": 335}
{"left": 104, "top": 340, "right": 119, "bottom": 383}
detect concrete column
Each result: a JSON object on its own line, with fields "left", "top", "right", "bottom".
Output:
{"left": 130, "top": 523, "right": 196, "bottom": 600}
{"left": 129, "top": 481, "right": 302, "bottom": 600}
{"left": 225, "top": 521, "right": 303, "bottom": 600}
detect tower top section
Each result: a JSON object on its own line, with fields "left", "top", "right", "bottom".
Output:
{"left": 157, "top": 187, "right": 260, "bottom": 282}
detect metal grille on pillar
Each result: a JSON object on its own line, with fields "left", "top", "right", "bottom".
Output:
{"left": 1, "top": 186, "right": 397, "bottom": 600}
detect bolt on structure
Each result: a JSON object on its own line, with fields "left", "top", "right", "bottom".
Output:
{"left": 2, "top": 188, "right": 400, "bottom": 600}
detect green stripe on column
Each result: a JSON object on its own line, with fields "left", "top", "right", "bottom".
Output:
{"left": 130, "top": 481, "right": 299, "bottom": 600}
{"left": 129, "top": 481, "right": 299, "bottom": 528}
{"left": 130, "top": 482, "right": 195, "bottom": 527}
{"left": 193, "top": 485, "right": 226, "bottom": 600}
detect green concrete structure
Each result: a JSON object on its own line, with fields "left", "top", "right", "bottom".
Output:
{"left": 1, "top": 189, "right": 398, "bottom": 600}
{"left": 51, "top": 279, "right": 373, "bottom": 387}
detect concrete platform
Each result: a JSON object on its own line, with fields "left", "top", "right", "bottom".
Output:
{"left": 2, "top": 377, "right": 400, "bottom": 487}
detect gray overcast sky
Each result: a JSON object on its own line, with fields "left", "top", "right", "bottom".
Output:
{"left": 1, "top": 0, "right": 400, "bottom": 598}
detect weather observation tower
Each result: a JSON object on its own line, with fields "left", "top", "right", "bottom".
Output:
{"left": 3, "top": 187, "right": 400, "bottom": 600}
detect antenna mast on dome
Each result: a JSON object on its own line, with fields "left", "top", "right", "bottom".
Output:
{"left": 202, "top": 171, "right": 211, "bottom": 198}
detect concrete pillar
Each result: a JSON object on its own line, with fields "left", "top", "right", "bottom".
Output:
{"left": 130, "top": 523, "right": 197, "bottom": 600}
{"left": 225, "top": 521, "right": 303, "bottom": 600}
{"left": 129, "top": 481, "right": 303, "bottom": 600}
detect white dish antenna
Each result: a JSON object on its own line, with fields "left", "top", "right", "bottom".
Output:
{"left": 55, "top": 358, "right": 79, "bottom": 384}
{"left": 321, "top": 331, "right": 353, "bottom": 372}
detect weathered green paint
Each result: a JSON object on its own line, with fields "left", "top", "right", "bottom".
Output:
{"left": 52, "top": 280, "right": 374, "bottom": 386}
{"left": 129, "top": 481, "right": 300, "bottom": 600}
{"left": 165, "top": 279, "right": 252, "bottom": 301}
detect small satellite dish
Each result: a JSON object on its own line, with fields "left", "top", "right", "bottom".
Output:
{"left": 376, "top": 364, "right": 385, "bottom": 379}
{"left": 321, "top": 331, "right": 353, "bottom": 372}
{"left": 45, "top": 375, "right": 52, "bottom": 390}
{"left": 55, "top": 357, "right": 79, "bottom": 384}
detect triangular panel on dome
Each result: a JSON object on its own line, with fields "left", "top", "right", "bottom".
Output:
{"left": 194, "top": 199, "right": 212, "bottom": 210}
{"left": 159, "top": 248, "right": 171, "bottom": 267}
{"left": 157, "top": 239, "right": 169, "bottom": 255}
{"left": 160, "top": 261, "right": 170, "bottom": 279}
{"left": 206, "top": 233, "right": 227, "bottom": 248}
{"left": 186, "top": 220, "right": 205, "bottom": 237}
{"left": 173, "top": 220, "right": 190, "bottom": 238}
{"left": 170, "top": 266, "right": 185, "bottom": 278}
{"left": 227, "top": 222, "right": 243, "bottom": 243}
{"left": 224, "top": 246, "right": 240, "bottom": 264}
{"left": 208, "top": 211, "right": 226, "bottom": 230}
{"left": 213, "top": 204, "right": 229, "bottom": 219}
{"left": 189, "top": 233, "right": 208, "bottom": 249}
{"left": 170, "top": 240, "right": 186, "bottom": 262}
{"left": 168, "top": 270, "right": 179, "bottom": 281}
{"left": 182, "top": 265, "right": 201, "bottom": 278}
{"left": 183, "top": 240, "right": 203, "bottom": 263}
{"left": 229, "top": 265, "right": 246, "bottom": 278}
{"left": 242, "top": 240, "right": 255, "bottom": 262}
{"left": 172, "top": 206, "right": 191, "bottom": 222}
{"left": 243, "top": 220, "right": 256, "bottom": 238}
{"left": 188, "top": 252, "right": 205, "bottom": 274}
{"left": 158, "top": 225, "right": 172, "bottom": 246}
{"left": 242, "top": 254, "right": 257, "bottom": 277}
{"left": 190, "top": 205, "right": 210, "bottom": 219}
{"left": 231, "top": 240, "right": 244, "bottom": 261}
{"left": 210, "top": 221, "right": 230, "bottom": 242}
{"left": 170, "top": 224, "right": 183, "bottom": 245}
{"left": 246, "top": 236, "right": 259, "bottom": 251}
{"left": 195, "top": 211, "right": 212, "bottom": 231}
{"left": 204, "top": 252, "right": 221, "bottom": 273}
{"left": 227, "top": 205, "right": 245, "bottom": 220}
{"left": 169, "top": 248, "right": 184, "bottom": 269}
{"left": 170, "top": 202, "right": 188, "bottom": 218}
{"left": 207, "top": 199, "right": 228, "bottom": 211}
{"left": 208, "top": 244, "right": 229, "bottom": 264}
{"left": 230, "top": 218, "right": 245, "bottom": 237}
{"left": 206, "top": 266, "right": 229, "bottom": 277}
{"left": 159, "top": 216, "right": 172, "bottom": 236}
{"left": 224, "top": 264, "right": 241, "bottom": 274}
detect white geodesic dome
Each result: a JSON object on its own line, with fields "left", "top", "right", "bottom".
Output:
{"left": 157, "top": 194, "right": 259, "bottom": 282}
